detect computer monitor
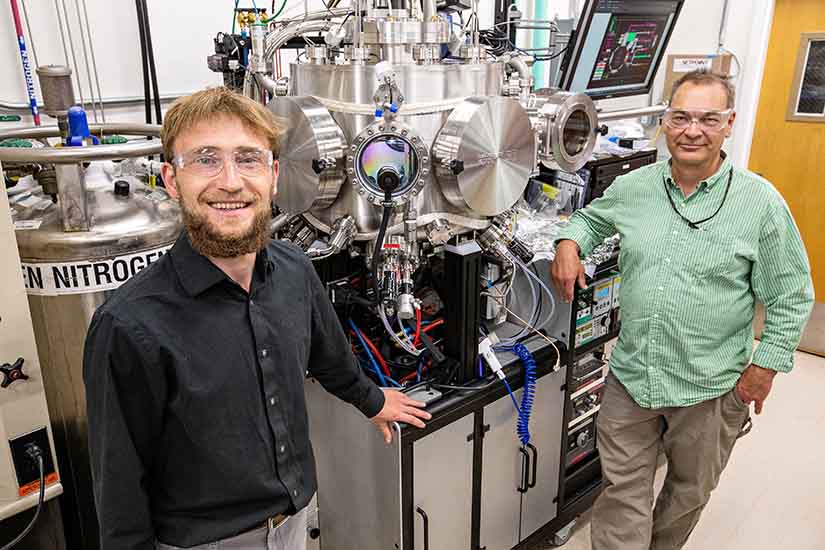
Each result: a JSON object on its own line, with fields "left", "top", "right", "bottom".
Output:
{"left": 559, "top": 0, "right": 684, "bottom": 100}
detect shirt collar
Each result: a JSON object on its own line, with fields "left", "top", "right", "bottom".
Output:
{"left": 665, "top": 151, "right": 731, "bottom": 193}
{"left": 170, "top": 231, "right": 275, "bottom": 297}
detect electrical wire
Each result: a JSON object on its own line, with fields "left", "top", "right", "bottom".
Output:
{"left": 140, "top": 0, "right": 163, "bottom": 128}
{"left": 348, "top": 319, "right": 390, "bottom": 386}
{"left": 0, "top": 451, "right": 45, "bottom": 550}
{"left": 231, "top": 0, "right": 240, "bottom": 34}
{"left": 423, "top": 319, "right": 443, "bottom": 333}
{"left": 135, "top": 0, "right": 151, "bottom": 126}
{"left": 413, "top": 307, "right": 423, "bottom": 347}
{"left": 267, "top": 0, "right": 288, "bottom": 21}
{"left": 515, "top": 257, "right": 557, "bottom": 331}
{"left": 371, "top": 204, "right": 393, "bottom": 305}
{"left": 357, "top": 329, "right": 392, "bottom": 378}
{"left": 502, "top": 377, "right": 521, "bottom": 414}
{"left": 431, "top": 379, "right": 500, "bottom": 392}
{"left": 379, "top": 305, "right": 421, "bottom": 356}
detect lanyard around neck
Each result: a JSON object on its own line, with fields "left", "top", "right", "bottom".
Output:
{"left": 663, "top": 168, "right": 734, "bottom": 230}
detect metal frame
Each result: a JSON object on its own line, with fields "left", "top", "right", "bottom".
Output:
{"left": 785, "top": 32, "right": 825, "bottom": 123}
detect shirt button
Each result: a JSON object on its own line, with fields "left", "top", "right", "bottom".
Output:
{"left": 654, "top": 313, "right": 659, "bottom": 318}
{"left": 672, "top": 230, "right": 678, "bottom": 235}
{"left": 651, "top": 339, "right": 656, "bottom": 345}
{"left": 665, "top": 258, "right": 671, "bottom": 263}
{"left": 261, "top": 349, "right": 268, "bottom": 358}
{"left": 269, "top": 397, "right": 276, "bottom": 406}
{"left": 657, "top": 286, "right": 664, "bottom": 291}
{"left": 280, "top": 445, "right": 286, "bottom": 453}
{"left": 293, "top": 489, "right": 299, "bottom": 497}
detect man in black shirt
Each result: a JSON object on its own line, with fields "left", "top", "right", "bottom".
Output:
{"left": 83, "top": 87, "right": 431, "bottom": 550}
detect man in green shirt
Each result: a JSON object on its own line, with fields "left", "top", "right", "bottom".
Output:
{"left": 551, "top": 70, "right": 814, "bottom": 550}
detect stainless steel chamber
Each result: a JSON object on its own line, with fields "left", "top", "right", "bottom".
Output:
{"left": 266, "top": 14, "right": 600, "bottom": 243}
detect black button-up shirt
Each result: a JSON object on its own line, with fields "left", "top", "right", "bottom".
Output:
{"left": 83, "top": 233, "right": 385, "bottom": 549}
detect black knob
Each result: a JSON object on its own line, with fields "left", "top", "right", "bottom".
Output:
{"left": 449, "top": 159, "right": 464, "bottom": 175}
{"left": 596, "top": 124, "right": 609, "bottom": 136}
{"left": 311, "top": 158, "right": 328, "bottom": 175}
{"left": 114, "top": 179, "right": 130, "bottom": 197}
{"left": 376, "top": 166, "right": 401, "bottom": 193}
{"left": 309, "top": 528, "right": 321, "bottom": 540}
{"left": 1, "top": 358, "right": 29, "bottom": 388}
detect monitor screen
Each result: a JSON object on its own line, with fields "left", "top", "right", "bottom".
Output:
{"left": 560, "top": 0, "right": 684, "bottom": 100}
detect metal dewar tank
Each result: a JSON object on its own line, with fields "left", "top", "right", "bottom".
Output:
{"left": 1, "top": 117, "right": 181, "bottom": 549}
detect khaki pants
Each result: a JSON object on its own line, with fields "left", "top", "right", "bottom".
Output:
{"left": 591, "top": 373, "right": 751, "bottom": 550}
{"left": 156, "top": 508, "right": 307, "bottom": 550}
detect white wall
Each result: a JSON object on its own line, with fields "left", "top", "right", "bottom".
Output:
{"left": 0, "top": 0, "right": 772, "bottom": 165}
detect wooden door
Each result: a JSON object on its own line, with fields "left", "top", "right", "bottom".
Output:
{"left": 749, "top": 0, "right": 825, "bottom": 356}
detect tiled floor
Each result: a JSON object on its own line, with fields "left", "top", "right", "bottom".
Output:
{"left": 532, "top": 350, "right": 825, "bottom": 550}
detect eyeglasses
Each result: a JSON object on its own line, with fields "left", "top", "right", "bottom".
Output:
{"left": 172, "top": 147, "right": 274, "bottom": 178}
{"left": 662, "top": 108, "right": 733, "bottom": 132}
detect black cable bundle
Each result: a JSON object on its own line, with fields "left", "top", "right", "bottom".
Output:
{"left": 135, "top": 0, "right": 163, "bottom": 159}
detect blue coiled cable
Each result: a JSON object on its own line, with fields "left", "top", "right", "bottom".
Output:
{"left": 497, "top": 342, "right": 537, "bottom": 446}
{"left": 514, "top": 343, "right": 537, "bottom": 446}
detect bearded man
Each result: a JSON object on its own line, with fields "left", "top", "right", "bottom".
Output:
{"left": 83, "top": 87, "right": 430, "bottom": 550}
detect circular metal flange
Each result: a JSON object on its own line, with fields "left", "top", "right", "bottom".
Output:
{"left": 432, "top": 96, "right": 537, "bottom": 217}
{"left": 536, "top": 90, "right": 598, "bottom": 173}
{"left": 346, "top": 121, "right": 431, "bottom": 208}
{"left": 268, "top": 95, "right": 347, "bottom": 214}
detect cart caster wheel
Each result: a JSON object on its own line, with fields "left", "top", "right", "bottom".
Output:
{"left": 550, "top": 519, "right": 576, "bottom": 547}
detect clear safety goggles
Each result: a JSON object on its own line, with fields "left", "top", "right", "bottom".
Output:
{"left": 172, "top": 147, "right": 274, "bottom": 178}
{"left": 662, "top": 108, "right": 733, "bottom": 132}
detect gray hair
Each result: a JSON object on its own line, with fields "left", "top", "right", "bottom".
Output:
{"left": 670, "top": 69, "right": 736, "bottom": 109}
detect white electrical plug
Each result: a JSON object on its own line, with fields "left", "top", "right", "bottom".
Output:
{"left": 479, "top": 333, "right": 505, "bottom": 380}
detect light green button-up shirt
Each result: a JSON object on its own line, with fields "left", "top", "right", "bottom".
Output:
{"left": 558, "top": 155, "right": 814, "bottom": 408}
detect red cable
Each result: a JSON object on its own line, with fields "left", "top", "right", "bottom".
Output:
{"left": 413, "top": 308, "right": 422, "bottom": 347}
{"left": 422, "top": 319, "right": 444, "bottom": 333}
{"left": 351, "top": 329, "right": 391, "bottom": 377}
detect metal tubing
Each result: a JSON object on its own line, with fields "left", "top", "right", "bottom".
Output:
{"left": 20, "top": 0, "right": 38, "bottom": 68}
{"left": 0, "top": 93, "right": 184, "bottom": 113}
{"left": 73, "top": 0, "right": 100, "bottom": 122}
{"left": 0, "top": 123, "right": 162, "bottom": 163}
{"left": 597, "top": 104, "right": 668, "bottom": 122}
{"left": 59, "top": 0, "right": 86, "bottom": 114}
{"left": 80, "top": 0, "right": 105, "bottom": 122}
{"left": 422, "top": 0, "right": 435, "bottom": 20}
{"left": 55, "top": 163, "right": 89, "bottom": 231}
{"left": 255, "top": 73, "right": 279, "bottom": 95}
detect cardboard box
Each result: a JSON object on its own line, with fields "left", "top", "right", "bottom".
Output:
{"left": 663, "top": 53, "right": 733, "bottom": 101}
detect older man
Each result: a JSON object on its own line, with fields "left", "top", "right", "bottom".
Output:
{"left": 551, "top": 70, "right": 813, "bottom": 549}
{"left": 83, "top": 87, "right": 430, "bottom": 550}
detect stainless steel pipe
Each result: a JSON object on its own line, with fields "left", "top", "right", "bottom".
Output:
{"left": 0, "top": 93, "right": 184, "bottom": 113}
{"left": 0, "top": 123, "right": 162, "bottom": 163}
{"left": 597, "top": 104, "right": 667, "bottom": 122}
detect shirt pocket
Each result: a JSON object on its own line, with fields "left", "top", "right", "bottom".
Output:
{"left": 681, "top": 229, "right": 736, "bottom": 280}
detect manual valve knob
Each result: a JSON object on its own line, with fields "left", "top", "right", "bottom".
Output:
{"left": 1, "top": 358, "right": 29, "bottom": 388}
